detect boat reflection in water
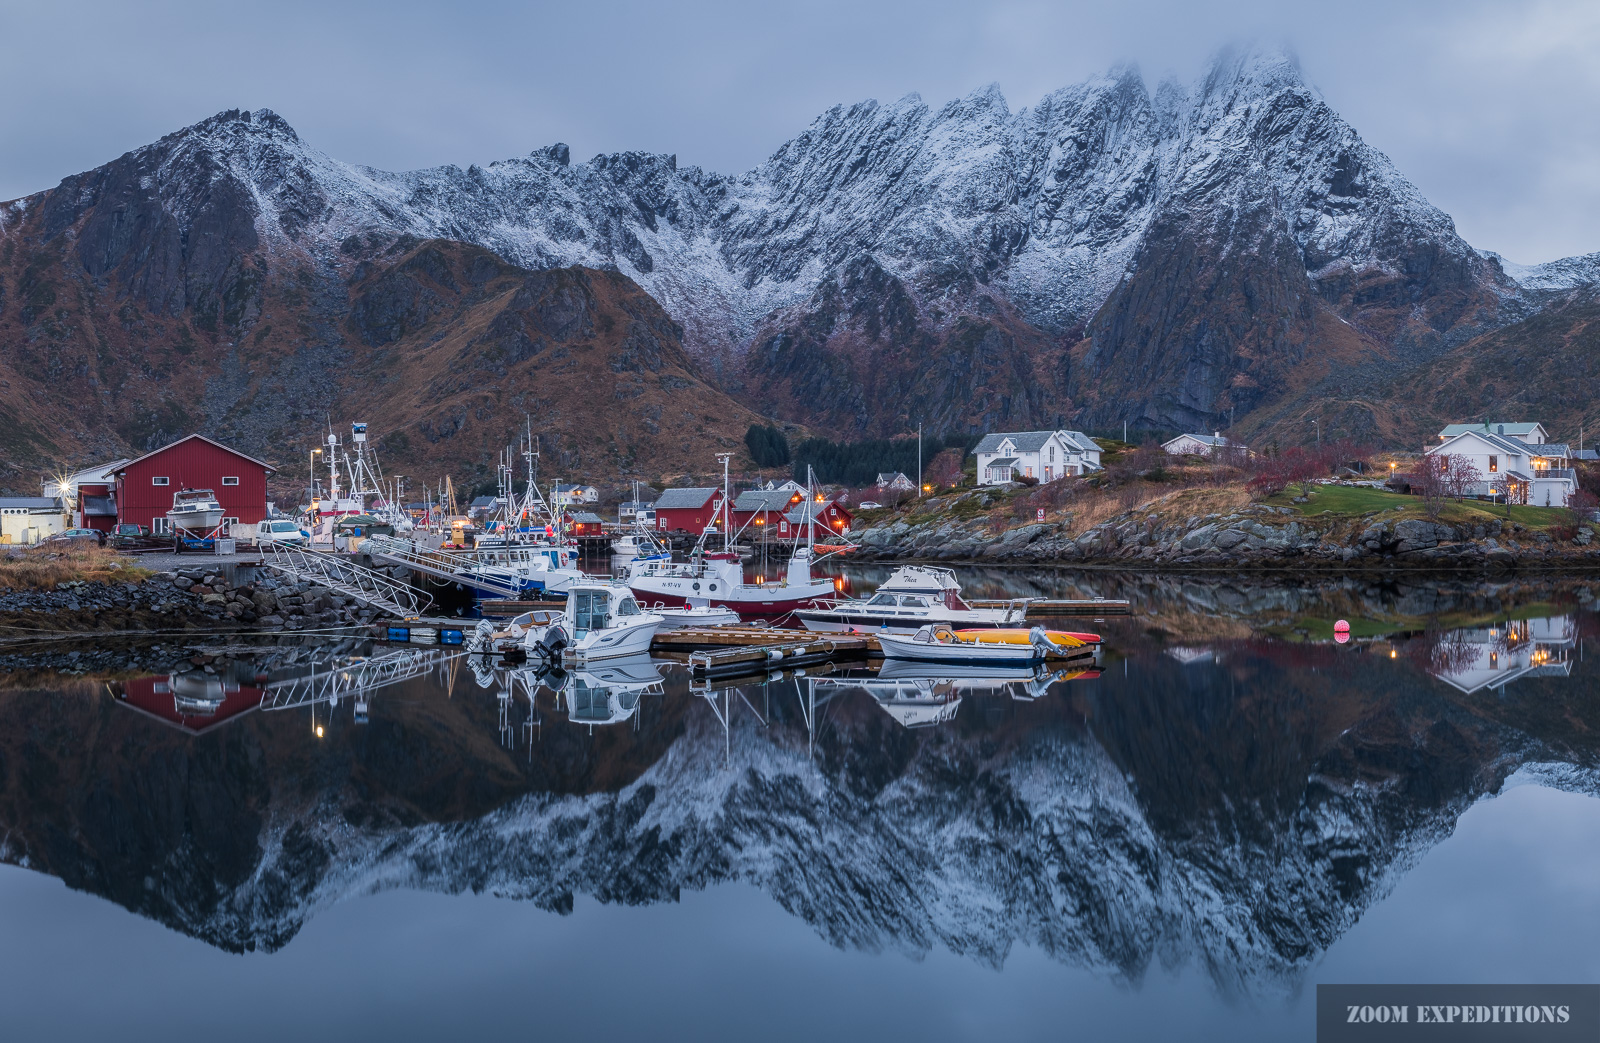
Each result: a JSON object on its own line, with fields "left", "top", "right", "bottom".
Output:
{"left": 817, "top": 660, "right": 1102, "bottom": 730}
{"left": 555, "top": 655, "right": 665, "bottom": 729}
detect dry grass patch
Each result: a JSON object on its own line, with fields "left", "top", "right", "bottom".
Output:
{"left": 1139, "top": 485, "right": 1253, "bottom": 522}
{"left": 0, "top": 545, "right": 152, "bottom": 590}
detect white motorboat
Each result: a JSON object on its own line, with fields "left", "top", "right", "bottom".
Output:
{"left": 877, "top": 625, "right": 1097, "bottom": 664}
{"left": 796, "top": 565, "right": 1027, "bottom": 634}
{"left": 645, "top": 596, "right": 741, "bottom": 630}
{"left": 166, "top": 489, "right": 225, "bottom": 533}
{"left": 520, "top": 582, "right": 664, "bottom": 663}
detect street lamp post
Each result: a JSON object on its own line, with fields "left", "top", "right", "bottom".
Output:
{"left": 1310, "top": 419, "right": 1320, "bottom": 449}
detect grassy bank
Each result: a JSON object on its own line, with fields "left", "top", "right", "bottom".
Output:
{"left": 1263, "top": 484, "right": 1569, "bottom": 529}
{"left": 0, "top": 546, "right": 153, "bottom": 590}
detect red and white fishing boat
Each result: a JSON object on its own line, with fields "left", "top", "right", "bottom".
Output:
{"left": 626, "top": 457, "right": 842, "bottom": 618}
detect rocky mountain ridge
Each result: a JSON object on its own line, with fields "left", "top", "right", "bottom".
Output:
{"left": 2, "top": 44, "right": 1596, "bottom": 481}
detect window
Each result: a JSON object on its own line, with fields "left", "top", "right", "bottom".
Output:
{"left": 152, "top": 518, "right": 172, "bottom": 535}
{"left": 1049, "top": 445, "right": 1056, "bottom": 462}
{"left": 1488, "top": 455, "right": 1498, "bottom": 473}
{"left": 152, "top": 476, "right": 170, "bottom": 486}
{"left": 222, "top": 517, "right": 239, "bottom": 534}
{"left": 221, "top": 476, "right": 239, "bottom": 486}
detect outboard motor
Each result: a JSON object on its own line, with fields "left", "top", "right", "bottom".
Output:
{"left": 1028, "top": 626, "right": 1055, "bottom": 658}
{"left": 537, "top": 623, "right": 569, "bottom": 659}
{"left": 468, "top": 618, "right": 495, "bottom": 654}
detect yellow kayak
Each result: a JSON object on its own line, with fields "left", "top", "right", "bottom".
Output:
{"left": 949, "top": 628, "right": 1099, "bottom": 649}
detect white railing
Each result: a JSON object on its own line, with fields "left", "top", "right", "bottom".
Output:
{"left": 262, "top": 648, "right": 457, "bottom": 710}
{"left": 363, "top": 535, "right": 527, "bottom": 600}
{"left": 259, "top": 542, "right": 431, "bottom": 617}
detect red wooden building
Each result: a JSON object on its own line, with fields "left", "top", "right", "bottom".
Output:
{"left": 785, "top": 497, "right": 854, "bottom": 541}
{"left": 654, "top": 487, "right": 725, "bottom": 533}
{"left": 114, "top": 434, "right": 275, "bottom": 533}
{"left": 730, "top": 487, "right": 806, "bottom": 537}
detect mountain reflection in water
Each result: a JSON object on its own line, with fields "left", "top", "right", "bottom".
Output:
{"left": 0, "top": 572, "right": 1597, "bottom": 1022}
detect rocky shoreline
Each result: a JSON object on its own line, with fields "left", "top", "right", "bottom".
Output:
{"left": 851, "top": 501, "right": 1600, "bottom": 570}
{"left": 0, "top": 565, "right": 389, "bottom": 642}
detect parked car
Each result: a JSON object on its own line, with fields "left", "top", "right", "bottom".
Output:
{"left": 112, "top": 523, "right": 148, "bottom": 538}
{"left": 858, "top": 501, "right": 884, "bottom": 510}
{"left": 253, "top": 519, "right": 310, "bottom": 547}
{"left": 46, "top": 528, "right": 103, "bottom": 545}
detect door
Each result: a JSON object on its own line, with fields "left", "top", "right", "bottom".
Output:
{"left": 572, "top": 590, "right": 609, "bottom": 636}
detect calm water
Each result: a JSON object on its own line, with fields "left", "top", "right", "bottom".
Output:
{"left": 2, "top": 568, "right": 1598, "bottom": 1042}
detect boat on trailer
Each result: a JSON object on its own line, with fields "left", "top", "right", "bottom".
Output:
{"left": 166, "top": 489, "right": 225, "bottom": 534}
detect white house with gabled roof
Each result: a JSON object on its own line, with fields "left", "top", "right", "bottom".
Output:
{"left": 1161, "top": 432, "right": 1247, "bottom": 457}
{"left": 1425, "top": 421, "right": 1579, "bottom": 507}
{"left": 973, "top": 430, "right": 1102, "bottom": 486}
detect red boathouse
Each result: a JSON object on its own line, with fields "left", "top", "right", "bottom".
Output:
{"left": 114, "top": 435, "right": 275, "bottom": 534}
{"left": 654, "top": 487, "right": 725, "bottom": 533}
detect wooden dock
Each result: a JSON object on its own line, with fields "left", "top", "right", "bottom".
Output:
{"left": 967, "top": 597, "right": 1131, "bottom": 616}
{"left": 686, "top": 635, "right": 873, "bottom": 678}
{"left": 479, "top": 598, "right": 569, "bottom": 617}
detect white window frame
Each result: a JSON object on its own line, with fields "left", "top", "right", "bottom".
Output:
{"left": 152, "top": 476, "right": 170, "bottom": 486}
{"left": 221, "top": 476, "right": 239, "bottom": 486}
{"left": 152, "top": 517, "right": 172, "bottom": 535}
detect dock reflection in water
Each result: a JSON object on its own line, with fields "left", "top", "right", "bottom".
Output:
{"left": 2, "top": 576, "right": 1599, "bottom": 1042}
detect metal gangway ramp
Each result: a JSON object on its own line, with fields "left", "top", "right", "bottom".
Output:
{"left": 260, "top": 542, "right": 431, "bottom": 617}
{"left": 261, "top": 647, "right": 458, "bottom": 711}
{"left": 362, "top": 535, "right": 526, "bottom": 600}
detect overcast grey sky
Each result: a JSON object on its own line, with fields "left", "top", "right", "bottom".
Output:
{"left": 2, "top": 0, "right": 1596, "bottom": 263}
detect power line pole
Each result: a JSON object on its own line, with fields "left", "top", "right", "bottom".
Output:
{"left": 917, "top": 421, "right": 923, "bottom": 496}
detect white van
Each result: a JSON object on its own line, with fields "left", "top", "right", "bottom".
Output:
{"left": 254, "top": 519, "right": 310, "bottom": 547}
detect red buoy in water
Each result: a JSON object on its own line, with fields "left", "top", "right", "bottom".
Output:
{"left": 1334, "top": 619, "right": 1350, "bottom": 634}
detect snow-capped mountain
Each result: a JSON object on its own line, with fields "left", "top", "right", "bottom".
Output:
{"left": 1, "top": 43, "right": 1594, "bottom": 471}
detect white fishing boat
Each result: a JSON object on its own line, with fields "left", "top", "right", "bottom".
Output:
{"left": 166, "top": 489, "right": 225, "bottom": 533}
{"left": 796, "top": 565, "right": 1027, "bottom": 634}
{"left": 627, "top": 458, "right": 841, "bottom": 618}
{"left": 521, "top": 582, "right": 664, "bottom": 663}
{"left": 877, "top": 625, "right": 1099, "bottom": 664}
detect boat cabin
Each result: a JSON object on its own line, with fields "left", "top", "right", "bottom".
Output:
{"left": 568, "top": 585, "right": 647, "bottom": 637}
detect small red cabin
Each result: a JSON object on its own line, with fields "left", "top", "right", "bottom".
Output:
{"left": 785, "top": 497, "right": 854, "bottom": 541}
{"left": 654, "top": 487, "right": 725, "bottom": 533}
{"left": 731, "top": 488, "right": 806, "bottom": 536}
{"left": 114, "top": 435, "right": 275, "bottom": 534}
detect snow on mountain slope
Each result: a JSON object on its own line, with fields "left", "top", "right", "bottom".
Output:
{"left": 6, "top": 43, "right": 1592, "bottom": 446}
{"left": 18, "top": 44, "right": 1551, "bottom": 358}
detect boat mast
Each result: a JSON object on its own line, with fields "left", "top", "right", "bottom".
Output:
{"left": 716, "top": 452, "right": 732, "bottom": 553}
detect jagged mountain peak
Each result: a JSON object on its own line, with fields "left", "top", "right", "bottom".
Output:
{"left": 1201, "top": 41, "right": 1308, "bottom": 94}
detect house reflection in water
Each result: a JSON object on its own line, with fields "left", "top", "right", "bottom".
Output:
{"left": 1424, "top": 616, "right": 1577, "bottom": 694}
{"left": 113, "top": 670, "right": 270, "bottom": 735}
